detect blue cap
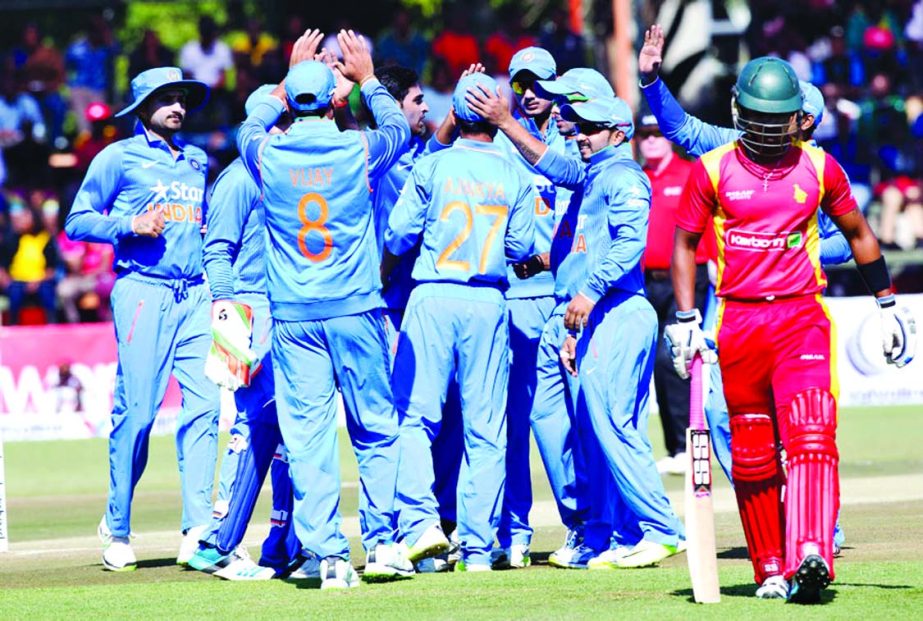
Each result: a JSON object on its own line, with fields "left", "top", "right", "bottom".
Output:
{"left": 245, "top": 84, "right": 278, "bottom": 116}
{"left": 799, "top": 80, "right": 824, "bottom": 128}
{"left": 561, "top": 97, "right": 635, "bottom": 139}
{"left": 453, "top": 73, "right": 499, "bottom": 123}
{"left": 285, "top": 61, "right": 336, "bottom": 113}
{"left": 116, "top": 66, "right": 209, "bottom": 118}
{"left": 508, "top": 47, "right": 556, "bottom": 80}
{"left": 536, "top": 68, "right": 614, "bottom": 102}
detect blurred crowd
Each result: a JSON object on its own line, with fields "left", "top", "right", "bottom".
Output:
{"left": 0, "top": 0, "right": 921, "bottom": 325}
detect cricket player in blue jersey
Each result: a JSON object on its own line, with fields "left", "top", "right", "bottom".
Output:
{"left": 64, "top": 67, "right": 218, "bottom": 572}
{"left": 371, "top": 64, "right": 465, "bottom": 572}
{"left": 384, "top": 72, "right": 536, "bottom": 572}
{"left": 640, "top": 24, "right": 849, "bottom": 551}
{"left": 188, "top": 85, "right": 298, "bottom": 581}
{"left": 236, "top": 29, "right": 412, "bottom": 589}
{"left": 492, "top": 47, "right": 566, "bottom": 569}
{"left": 469, "top": 88, "right": 686, "bottom": 569}
{"left": 522, "top": 67, "right": 625, "bottom": 570}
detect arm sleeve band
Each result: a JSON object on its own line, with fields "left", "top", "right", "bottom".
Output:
{"left": 856, "top": 255, "right": 892, "bottom": 294}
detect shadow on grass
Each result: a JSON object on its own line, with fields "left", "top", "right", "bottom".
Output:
{"left": 137, "top": 558, "right": 184, "bottom": 570}
{"left": 672, "top": 584, "right": 840, "bottom": 604}
{"left": 717, "top": 546, "right": 749, "bottom": 560}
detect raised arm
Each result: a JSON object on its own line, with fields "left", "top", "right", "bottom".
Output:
{"left": 639, "top": 24, "right": 739, "bottom": 157}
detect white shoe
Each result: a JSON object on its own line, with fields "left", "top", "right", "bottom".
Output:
{"left": 98, "top": 516, "right": 137, "bottom": 572}
{"left": 756, "top": 575, "right": 789, "bottom": 599}
{"left": 285, "top": 553, "right": 321, "bottom": 582}
{"left": 615, "top": 539, "right": 683, "bottom": 568}
{"left": 320, "top": 556, "right": 360, "bottom": 590}
{"left": 548, "top": 529, "right": 596, "bottom": 569}
{"left": 214, "top": 547, "right": 276, "bottom": 581}
{"left": 176, "top": 524, "right": 208, "bottom": 566}
{"left": 491, "top": 544, "right": 531, "bottom": 569}
{"left": 446, "top": 529, "right": 461, "bottom": 566}
{"left": 587, "top": 544, "right": 632, "bottom": 570}
{"left": 669, "top": 452, "right": 688, "bottom": 474}
{"left": 656, "top": 455, "right": 676, "bottom": 474}
{"left": 456, "top": 559, "right": 492, "bottom": 572}
{"left": 364, "top": 542, "right": 415, "bottom": 581}
{"left": 414, "top": 557, "right": 449, "bottom": 573}
{"left": 406, "top": 523, "right": 450, "bottom": 562}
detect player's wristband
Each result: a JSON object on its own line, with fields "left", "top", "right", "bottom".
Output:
{"left": 333, "top": 98, "right": 349, "bottom": 109}
{"left": 876, "top": 293, "right": 896, "bottom": 309}
{"left": 676, "top": 309, "right": 701, "bottom": 324}
{"left": 856, "top": 255, "right": 891, "bottom": 295}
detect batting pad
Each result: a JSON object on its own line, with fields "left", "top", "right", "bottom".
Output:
{"left": 783, "top": 389, "right": 838, "bottom": 581}
{"left": 730, "top": 412, "right": 786, "bottom": 584}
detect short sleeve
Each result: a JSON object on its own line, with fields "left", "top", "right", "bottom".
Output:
{"left": 675, "top": 158, "right": 716, "bottom": 234}
{"left": 820, "top": 153, "right": 859, "bottom": 218}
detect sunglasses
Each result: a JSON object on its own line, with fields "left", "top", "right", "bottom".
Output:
{"left": 575, "top": 122, "right": 609, "bottom": 135}
{"left": 636, "top": 129, "right": 663, "bottom": 139}
{"left": 511, "top": 78, "right": 537, "bottom": 96}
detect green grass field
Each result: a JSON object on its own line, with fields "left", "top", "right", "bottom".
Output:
{"left": 1, "top": 406, "right": 922, "bottom": 619}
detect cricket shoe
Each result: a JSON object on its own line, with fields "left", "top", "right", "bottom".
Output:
{"left": 455, "top": 559, "right": 492, "bottom": 572}
{"left": 213, "top": 547, "right": 276, "bottom": 581}
{"left": 98, "top": 516, "right": 137, "bottom": 572}
{"left": 587, "top": 543, "right": 632, "bottom": 570}
{"left": 615, "top": 539, "right": 682, "bottom": 568}
{"left": 490, "top": 544, "right": 531, "bottom": 569}
{"left": 548, "top": 530, "right": 596, "bottom": 569}
{"left": 284, "top": 553, "right": 322, "bottom": 584}
{"left": 406, "top": 523, "right": 451, "bottom": 563}
{"left": 446, "top": 529, "right": 461, "bottom": 567}
{"left": 756, "top": 575, "right": 789, "bottom": 599}
{"left": 363, "top": 543, "right": 415, "bottom": 581}
{"left": 788, "top": 554, "right": 830, "bottom": 605}
{"left": 320, "top": 556, "right": 360, "bottom": 590}
{"left": 656, "top": 453, "right": 687, "bottom": 475}
{"left": 833, "top": 521, "right": 845, "bottom": 557}
{"left": 176, "top": 524, "right": 208, "bottom": 566}
{"left": 415, "top": 557, "right": 449, "bottom": 573}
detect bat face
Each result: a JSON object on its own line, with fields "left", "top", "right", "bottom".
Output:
{"left": 685, "top": 431, "right": 720, "bottom": 603}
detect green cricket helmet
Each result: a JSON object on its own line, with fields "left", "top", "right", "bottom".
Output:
{"left": 731, "top": 57, "right": 803, "bottom": 158}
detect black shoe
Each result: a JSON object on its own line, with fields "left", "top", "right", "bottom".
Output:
{"left": 788, "top": 554, "right": 830, "bottom": 604}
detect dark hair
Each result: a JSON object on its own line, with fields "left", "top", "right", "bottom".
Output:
{"left": 458, "top": 118, "right": 496, "bottom": 137}
{"left": 375, "top": 65, "right": 419, "bottom": 103}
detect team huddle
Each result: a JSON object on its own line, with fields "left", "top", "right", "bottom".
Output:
{"left": 64, "top": 23, "right": 916, "bottom": 601}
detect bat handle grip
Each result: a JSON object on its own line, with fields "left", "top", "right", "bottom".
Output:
{"left": 689, "top": 353, "right": 705, "bottom": 430}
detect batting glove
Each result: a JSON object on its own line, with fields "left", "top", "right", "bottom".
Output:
{"left": 204, "top": 301, "right": 259, "bottom": 391}
{"left": 664, "top": 309, "right": 718, "bottom": 379}
{"left": 877, "top": 294, "right": 917, "bottom": 368}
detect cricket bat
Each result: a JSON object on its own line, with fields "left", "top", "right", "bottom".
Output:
{"left": 685, "top": 354, "right": 720, "bottom": 603}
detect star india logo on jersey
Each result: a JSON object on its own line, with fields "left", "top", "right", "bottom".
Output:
{"left": 146, "top": 179, "right": 204, "bottom": 224}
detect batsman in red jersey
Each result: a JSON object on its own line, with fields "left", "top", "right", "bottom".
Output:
{"left": 669, "top": 57, "right": 917, "bottom": 604}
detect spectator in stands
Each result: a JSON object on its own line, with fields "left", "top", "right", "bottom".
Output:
{"left": 484, "top": 7, "right": 537, "bottom": 77}
{"left": 376, "top": 7, "right": 429, "bottom": 76}
{"left": 13, "top": 23, "right": 67, "bottom": 145}
{"left": 0, "top": 69, "right": 46, "bottom": 148}
{"left": 230, "top": 17, "right": 280, "bottom": 83}
{"left": 0, "top": 200, "right": 58, "bottom": 324}
{"left": 179, "top": 16, "right": 233, "bottom": 130}
{"left": 538, "top": 7, "right": 585, "bottom": 73}
{"left": 431, "top": 7, "right": 479, "bottom": 77}
{"left": 280, "top": 14, "right": 304, "bottom": 64}
{"left": 421, "top": 58, "right": 454, "bottom": 133}
{"left": 66, "top": 15, "right": 118, "bottom": 135}
{"left": 129, "top": 29, "right": 175, "bottom": 79}
{"left": 57, "top": 231, "right": 115, "bottom": 323}
{"left": 859, "top": 72, "right": 923, "bottom": 249}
